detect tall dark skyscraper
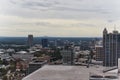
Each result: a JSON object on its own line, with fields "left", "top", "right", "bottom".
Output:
{"left": 28, "top": 35, "right": 33, "bottom": 47}
{"left": 41, "top": 38, "right": 48, "bottom": 48}
{"left": 103, "top": 28, "right": 120, "bottom": 66}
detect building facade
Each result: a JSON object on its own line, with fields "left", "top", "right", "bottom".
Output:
{"left": 41, "top": 38, "right": 48, "bottom": 48}
{"left": 28, "top": 35, "right": 33, "bottom": 47}
{"left": 27, "top": 61, "right": 46, "bottom": 74}
{"left": 61, "top": 49, "right": 74, "bottom": 65}
{"left": 103, "top": 28, "right": 120, "bottom": 66}
{"left": 95, "top": 45, "right": 103, "bottom": 61}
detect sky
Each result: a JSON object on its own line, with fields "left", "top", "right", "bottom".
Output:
{"left": 0, "top": 0, "right": 120, "bottom": 37}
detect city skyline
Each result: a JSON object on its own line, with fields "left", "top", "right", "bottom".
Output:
{"left": 0, "top": 0, "right": 120, "bottom": 37}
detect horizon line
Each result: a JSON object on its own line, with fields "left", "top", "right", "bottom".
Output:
{"left": 0, "top": 36, "right": 102, "bottom": 38}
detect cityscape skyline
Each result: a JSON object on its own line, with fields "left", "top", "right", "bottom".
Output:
{"left": 0, "top": 23, "right": 120, "bottom": 79}
{"left": 1, "top": 0, "right": 120, "bottom": 79}
{"left": 0, "top": 0, "right": 120, "bottom": 37}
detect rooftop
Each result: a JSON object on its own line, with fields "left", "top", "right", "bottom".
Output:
{"left": 29, "top": 61, "right": 47, "bottom": 64}
{"left": 22, "top": 65, "right": 108, "bottom": 80}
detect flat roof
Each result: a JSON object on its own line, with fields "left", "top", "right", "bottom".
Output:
{"left": 22, "top": 65, "right": 108, "bottom": 80}
{"left": 29, "top": 61, "right": 46, "bottom": 64}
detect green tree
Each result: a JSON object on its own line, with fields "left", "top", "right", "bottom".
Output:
{"left": 51, "top": 48, "right": 62, "bottom": 61}
{"left": 90, "top": 50, "right": 94, "bottom": 59}
{"left": 2, "top": 75, "right": 8, "bottom": 80}
{"left": 0, "top": 59, "right": 2, "bottom": 64}
{"left": 33, "top": 51, "right": 43, "bottom": 57}
{"left": 0, "top": 68, "right": 7, "bottom": 76}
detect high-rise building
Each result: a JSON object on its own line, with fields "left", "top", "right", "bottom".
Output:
{"left": 103, "top": 28, "right": 120, "bottom": 66}
{"left": 28, "top": 35, "right": 33, "bottom": 47}
{"left": 55, "top": 39, "right": 64, "bottom": 47}
{"left": 61, "top": 49, "right": 74, "bottom": 65}
{"left": 41, "top": 38, "right": 48, "bottom": 48}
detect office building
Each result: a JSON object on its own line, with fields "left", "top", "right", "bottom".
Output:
{"left": 61, "top": 49, "right": 74, "bottom": 65}
{"left": 28, "top": 35, "right": 33, "bottom": 47}
{"left": 41, "top": 38, "right": 48, "bottom": 48}
{"left": 103, "top": 28, "right": 120, "bottom": 66}
{"left": 55, "top": 39, "right": 64, "bottom": 47}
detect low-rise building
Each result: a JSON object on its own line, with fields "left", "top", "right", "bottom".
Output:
{"left": 27, "top": 61, "right": 47, "bottom": 74}
{"left": 12, "top": 53, "right": 33, "bottom": 61}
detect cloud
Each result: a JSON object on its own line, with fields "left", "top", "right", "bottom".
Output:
{"left": 71, "top": 23, "right": 97, "bottom": 27}
{"left": 9, "top": 0, "right": 59, "bottom": 9}
{"left": 0, "top": 0, "right": 120, "bottom": 37}
{"left": 0, "top": 0, "right": 119, "bottom": 21}
{"left": 9, "top": 22, "right": 52, "bottom": 26}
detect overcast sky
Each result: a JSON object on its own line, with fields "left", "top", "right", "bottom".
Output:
{"left": 0, "top": 0, "right": 120, "bottom": 37}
